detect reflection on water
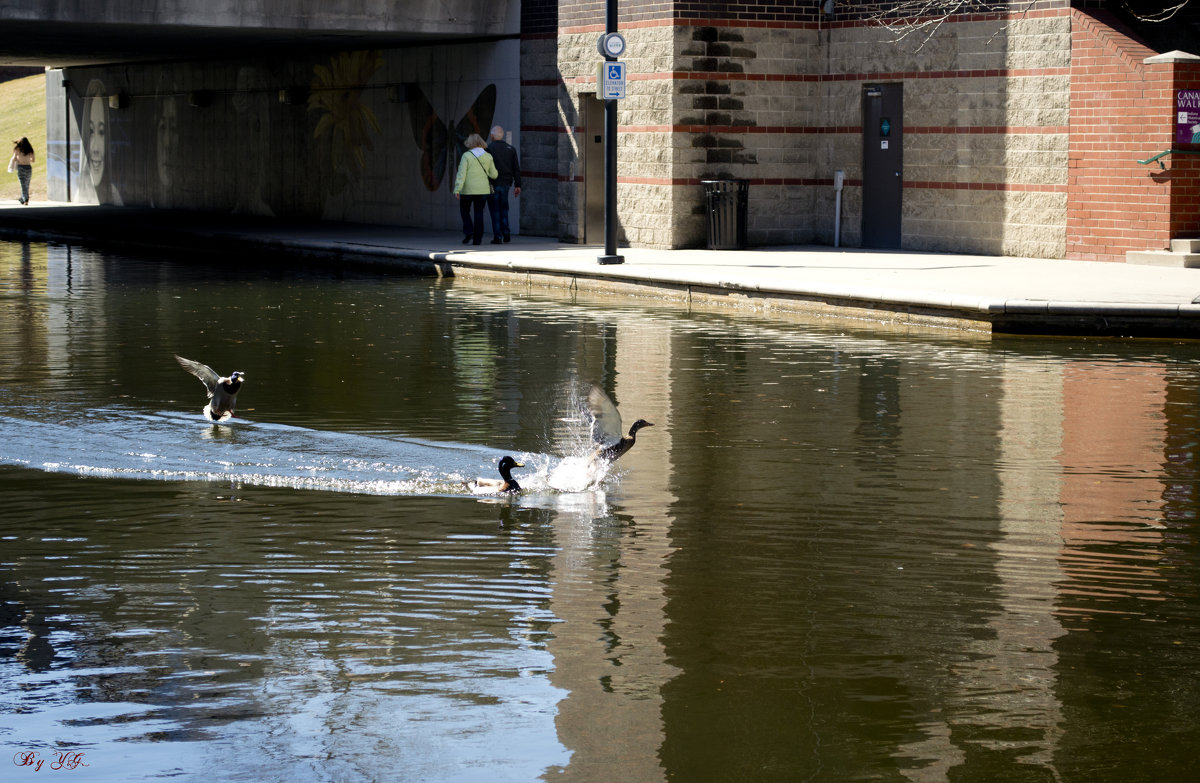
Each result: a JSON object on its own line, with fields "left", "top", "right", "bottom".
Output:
{"left": 3, "top": 240, "right": 1200, "bottom": 781}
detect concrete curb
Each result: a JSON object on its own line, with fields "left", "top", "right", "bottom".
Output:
{"left": 4, "top": 205, "right": 1200, "bottom": 338}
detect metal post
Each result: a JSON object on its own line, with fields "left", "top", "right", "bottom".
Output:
{"left": 63, "top": 77, "right": 72, "bottom": 201}
{"left": 598, "top": 0, "right": 624, "bottom": 265}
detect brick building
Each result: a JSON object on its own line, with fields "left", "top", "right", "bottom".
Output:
{"left": 522, "top": 0, "right": 1199, "bottom": 261}
{"left": 41, "top": 1, "right": 1198, "bottom": 262}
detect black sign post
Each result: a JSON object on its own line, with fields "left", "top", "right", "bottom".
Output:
{"left": 598, "top": 0, "right": 624, "bottom": 265}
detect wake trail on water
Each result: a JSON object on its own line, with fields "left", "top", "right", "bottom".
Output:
{"left": 0, "top": 402, "right": 614, "bottom": 499}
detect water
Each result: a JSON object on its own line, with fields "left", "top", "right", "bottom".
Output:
{"left": 2, "top": 240, "right": 1200, "bottom": 781}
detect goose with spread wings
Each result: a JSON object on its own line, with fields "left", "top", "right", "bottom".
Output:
{"left": 174, "top": 355, "right": 246, "bottom": 422}
{"left": 587, "top": 386, "right": 653, "bottom": 463}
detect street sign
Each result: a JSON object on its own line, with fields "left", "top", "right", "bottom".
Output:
{"left": 600, "top": 61, "right": 625, "bottom": 100}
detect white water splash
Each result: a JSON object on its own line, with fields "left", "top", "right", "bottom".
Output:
{"left": 0, "top": 398, "right": 620, "bottom": 504}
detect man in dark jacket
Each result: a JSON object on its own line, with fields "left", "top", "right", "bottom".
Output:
{"left": 486, "top": 125, "right": 521, "bottom": 243}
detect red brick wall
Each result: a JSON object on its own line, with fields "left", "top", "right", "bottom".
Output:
{"left": 673, "top": 1, "right": 819, "bottom": 23}
{"left": 1066, "top": 9, "right": 1193, "bottom": 262}
{"left": 559, "top": 0, "right": 607, "bottom": 28}
{"left": 1173, "top": 66, "right": 1200, "bottom": 240}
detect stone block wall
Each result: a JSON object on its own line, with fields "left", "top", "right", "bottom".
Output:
{"left": 672, "top": 23, "right": 822, "bottom": 248}
{"left": 842, "top": 12, "right": 1070, "bottom": 257}
{"left": 555, "top": 23, "right": 691, "bottom": 246}
{"left": 545, "top": 4, "right": 1078, "bottom": 254}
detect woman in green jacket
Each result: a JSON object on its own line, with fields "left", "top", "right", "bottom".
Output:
{"left": 453, "top": 133, "right": 498, "bottom": 245}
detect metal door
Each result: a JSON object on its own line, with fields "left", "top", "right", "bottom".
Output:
{"left": 584, "top": 93, "right": 605, "bottom": 244}
{"left": 862, "top": 83, "right": 903, "bottom": 249}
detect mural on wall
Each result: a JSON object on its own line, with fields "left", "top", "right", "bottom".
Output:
{"left": 51, "top": 40, "right": 521, "bottom": 232}
{"left": 408, "top": 83, "right": 496, "bottom": 191}
{"left": 80, "top": 79, "right": 122, "bottom": 205}
{"left": 308, "top": 50, "right": 384, "bottom": 195}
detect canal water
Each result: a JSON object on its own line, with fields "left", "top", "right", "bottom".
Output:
{"left": 2, "top": 239, "right": 1199, "bottom": 782}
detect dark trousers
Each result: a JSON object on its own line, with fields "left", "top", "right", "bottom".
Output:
{"left": 488, "top": 186, "right": 512, "bottom": 238}
{"left": 459, "top": 194, "right": 488, "bottom": 243}
{"left": 16, "top": 164, "right": 31, "bottom": 204}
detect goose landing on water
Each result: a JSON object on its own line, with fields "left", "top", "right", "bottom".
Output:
{"left": 587, "top": 386, "right": 654, "bottom": 463}
{"left": 175, "top": 355, "right": 246, "bottom": 422}
{"left": 463, "top": 456, "right": 525, "bottom": 494}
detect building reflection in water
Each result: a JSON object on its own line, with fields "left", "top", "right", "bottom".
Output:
{"left": 898, "top": 362, "right": 1069, "bottom": 780}
{"left": 4, "top": 243, "right": 1199, "bottom": 779}
{"left": 895, "top": 356, "right": 1182, "bottom": 780}
{"left": 544, "top": 314, "right": 679, "bottom": 781}
{"left": 1059, "top": 362, "right": 1169, "bottom": 615}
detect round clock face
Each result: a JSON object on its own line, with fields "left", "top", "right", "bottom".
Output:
{"left": 602, "top": 33, "right": 626, "bottom": 57}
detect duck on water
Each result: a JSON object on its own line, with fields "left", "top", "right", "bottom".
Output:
{"left": 463, "top": 456, "right": 525, "bottom": 494}
{"left": 175, "top": 355, "right": 246, "bottom": 422}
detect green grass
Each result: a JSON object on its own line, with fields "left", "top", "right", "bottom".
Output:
{"left": 0, "top": 73, "right": 47, "bottom": 204}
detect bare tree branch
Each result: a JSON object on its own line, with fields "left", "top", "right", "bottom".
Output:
{"left": 859, "top": 0, "right": 1039, "bottom": 49}
{"left": 1122, "top": 0, "right": 1191, "bottom": 21}
{"left": 858, "top": 0, "right": 1195, "bottom": 48}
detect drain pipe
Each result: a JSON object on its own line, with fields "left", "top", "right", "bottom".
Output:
{"left": 833, "top": 169, "right": 844, "bottom": 248}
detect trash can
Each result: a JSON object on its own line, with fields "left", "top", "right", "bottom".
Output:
{"left": 702, "top": 179, "right": 749, "bottom": 250}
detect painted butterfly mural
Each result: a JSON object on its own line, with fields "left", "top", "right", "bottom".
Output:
{"left": 408, "top": 83, "right": 497, "bottom": 191}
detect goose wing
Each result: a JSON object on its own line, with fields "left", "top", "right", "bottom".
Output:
{"left": 175, "top": 355, "right": 220, "bottom": 398}
{"left": 586, "top": 385, "right": 624, "bottom": 448}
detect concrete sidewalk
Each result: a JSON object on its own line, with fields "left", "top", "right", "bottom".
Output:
{"left": 2, "top": 202, "right": 1200, "bottom": 337}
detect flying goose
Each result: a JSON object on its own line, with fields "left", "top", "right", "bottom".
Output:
{"left": 587, "top": 385, "right": 653, "bottom": 463}
{"left": 175, "top": 354, "right": 245, "bottom": 422}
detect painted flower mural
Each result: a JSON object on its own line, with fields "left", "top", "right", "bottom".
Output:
{"left": 308, "top": 50, "right": 384, "bottom": 184}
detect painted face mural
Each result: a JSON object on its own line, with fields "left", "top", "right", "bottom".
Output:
{"left": 84, "top": 79, "right": 107, "bottom": 189}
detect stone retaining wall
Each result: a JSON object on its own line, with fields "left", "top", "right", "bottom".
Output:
{"left": 553, "top": 10, "right": 1075, "bottom": 255}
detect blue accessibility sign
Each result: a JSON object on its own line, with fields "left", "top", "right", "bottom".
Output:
{"left": 601, "top": 61, "right": 626, "bottom": 99}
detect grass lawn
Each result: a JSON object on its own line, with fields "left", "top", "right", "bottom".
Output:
{"left": 0, "top": 72, "right": 47, "bottom": 204}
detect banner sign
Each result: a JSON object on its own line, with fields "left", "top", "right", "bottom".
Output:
{"left": 1178, "top": 90, "right": 1200, "bottom": 145}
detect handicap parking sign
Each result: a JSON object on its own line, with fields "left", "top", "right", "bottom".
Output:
{"left": 601, "top": 61, "right": 626, "bottom": 100}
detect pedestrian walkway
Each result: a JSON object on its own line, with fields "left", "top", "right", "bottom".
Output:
{"left": 2, "top": 202, "right": 1199, "bottom": 337}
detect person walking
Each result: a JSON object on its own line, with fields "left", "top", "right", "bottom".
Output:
{"left": 9, "top": 137, "right": 34, "bottom": 205}
{"left": 486, "top": 126, "right": 521, "bottom": 243}
{"left": 453, "top": 133, "right": 498, "bottom": 245}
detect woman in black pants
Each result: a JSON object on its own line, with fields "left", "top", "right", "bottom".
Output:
{"left": 9, "top": 137, "right": 34, "bottom": 205}
{"left": 452, "top": 133, "right": 497, "bottom": 244}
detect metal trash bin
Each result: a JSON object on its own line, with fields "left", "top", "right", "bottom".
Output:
{"left": 702, "top": 179, "right": 749, "bottom": 250}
